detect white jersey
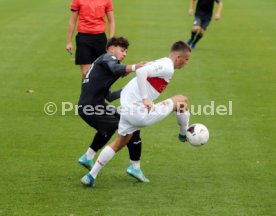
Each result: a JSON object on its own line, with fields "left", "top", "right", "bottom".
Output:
{"left": 121, "top": 57, "right": 174, "bottom": 108}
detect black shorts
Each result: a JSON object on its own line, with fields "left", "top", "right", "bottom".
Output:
{"left": 75, "top": 33, "right": 107, "bottom": 65}
{"left": 193, "top": 17, "right": 211, "bottom": 30}
{"left": 78, "top": 109, "right": 120, "bottom": 136}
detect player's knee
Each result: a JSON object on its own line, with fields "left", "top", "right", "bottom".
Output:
{"left": 176, "top": 95, "right": 188, "bottom": 103}
{"left": 182, "top": 95, "right": 188, "bottom": 103}
{"left": 172, "top": 95, "right": 189, "bottom": 112}
{"left": 192, "top": 26, "right": 201, "bottom": 33}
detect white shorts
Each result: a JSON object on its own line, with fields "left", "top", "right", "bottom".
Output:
{"left": 118, "top": 98, "right": 174, "bottom": 136}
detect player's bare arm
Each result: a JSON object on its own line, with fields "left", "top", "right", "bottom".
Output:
{"left": 214, "top": 2, "right": 223, "bottom": 21}
{"left": 188, "top": 0, "right": 196, "bottom": 16}
{"left": 66, "top": 11, "right": 78, "bottom": 54}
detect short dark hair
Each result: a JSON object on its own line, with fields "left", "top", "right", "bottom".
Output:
{"left": 106, "top": 36, "right": 129, "bottom": 49}
{"left": 170, "top": 41, "right": 191, "bottom": 53}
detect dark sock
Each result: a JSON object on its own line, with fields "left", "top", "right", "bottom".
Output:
{"left": 193, "top": 34, "right": 203, "bottom": 45}
{"left": 127, "top": 130, "right": 142, "bottom": 161}
{"left": 191, "top": 31, "right": 197, "bottom": 41}
{"left": 89, "top": 132, "right": 113, "bottom": 152}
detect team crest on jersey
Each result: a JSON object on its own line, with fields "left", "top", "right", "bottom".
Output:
{"left": 153, "top": 64, "right": 163, "bottom": 72}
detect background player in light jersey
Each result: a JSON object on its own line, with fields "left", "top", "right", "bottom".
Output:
{"left": 81, "top": 41, "right": 192, "bottom": 187}
{"left": 187, "top": 0, "right": 223, "bottom": 49}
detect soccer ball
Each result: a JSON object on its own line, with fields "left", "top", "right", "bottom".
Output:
{"left": 186, "top": 123, "right": 209, "bottom": 146}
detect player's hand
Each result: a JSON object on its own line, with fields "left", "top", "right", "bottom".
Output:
{"left": 66, "top": 43, "right": 73, "bottom": 55}
{"left": 188, "top": 9, "right": 193, "bottom": 16}
{"left": 214, "top": 13, "right": 221, "bottom": 21}
{"left": 143, "top": 98, "right": 154, "bottom": 113}
{"left": 135, "top": 61, "right": 147, "bottom": 70}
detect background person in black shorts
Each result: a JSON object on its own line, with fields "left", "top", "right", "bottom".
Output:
{"left": 187, "top": 0, "right": 223, "bottom": 49}
{"left": 77, "top": 36, "right": 149, "bottom": 182}
{"left": 66, "top": 0, "right": 115, "bottom": 78}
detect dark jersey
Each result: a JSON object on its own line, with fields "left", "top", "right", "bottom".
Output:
{"left": 195, "top": 0, "right": 220, "bottom": 20}
{"left": 78, "top": 53, "right": 126, "bottom": 108}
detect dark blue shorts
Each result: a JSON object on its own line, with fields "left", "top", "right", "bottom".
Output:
{"left": 193, "top": 17, "right": 211, "bottom": 30}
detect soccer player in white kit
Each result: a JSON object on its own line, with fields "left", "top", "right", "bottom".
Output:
{"left": 81, "top": 41, "right": 192, "bottom": 187}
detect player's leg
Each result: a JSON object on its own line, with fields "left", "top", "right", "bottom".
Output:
{"left": 187, "top": 17, "right": 201, "bottom": 46}
{"left": 127, "top": 130, "right": 142, "bottom": 163}
{"left": 127, "top": 131, "right": 142, "bottom": 171}
{"left": 78, "top": 131, "right": 114, "bottom": 170}
{"left": 139, "top": 95, "right": 189, "bottom": 141}
{"left": 78, "top": 113, "right": 119, "bottom": 170}
{"left": 88, "top": 127, "right": 144, "bottom": 178}
{"left": 126, "top": 130, "right": 149, "bottom": 182}
{"left": 169, "top": 95, "right": 190, "bottom": 142}
{"left": 125, "top": 95, "right": 189, "bottom": 140}
{"left": 191, "top": 19, "right": 210, "bottom": 48}
{"left": 80, "top": 64, "right": 91, "bottom": 78}
{"left": 137, "top": 95, "right": 189, "bottom": 141}
{"left": 191, "top": 27, "right": 204, "bottom": 49}
{"left": 81, "top": 133, "right": 133, "bottom": 187}
{"left": 79, "top": 109, "right": 144, "bottom": 175}
{"left": 118, "top": 112, "right": 149, "bottom": 182}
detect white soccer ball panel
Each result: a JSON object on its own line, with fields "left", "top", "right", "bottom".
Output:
{"left": 186, "top": 123, "right": 209, "bottom": 146}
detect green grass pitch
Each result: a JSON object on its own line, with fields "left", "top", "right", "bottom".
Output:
{"left": 0, "top": 0, "right": 275, "bottom": 215}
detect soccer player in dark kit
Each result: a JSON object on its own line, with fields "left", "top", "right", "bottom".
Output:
{"left": 187, "top": 0, "right": 223, "bottom": 49}
{"left": 77, "top": 36, "right": 149, "bottom": 182}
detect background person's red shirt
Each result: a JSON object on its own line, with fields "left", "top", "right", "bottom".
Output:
{"left": 70, "top": 0, "right": 113, "bottom": 34}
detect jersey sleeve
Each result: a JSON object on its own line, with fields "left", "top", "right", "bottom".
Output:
{"left": 70, "top": 0, "right": 80, "bottom": 11}
{"left": 105, "top": 0, "right": 114, "bottom": 12}
{"left": 102, "top": 54, "right": 126, "bottom": 76}
{"left": 105, "top": 89, "right": 122, "bottom": 102}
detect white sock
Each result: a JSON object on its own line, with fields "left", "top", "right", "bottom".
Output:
{"left": 130, "top": 160, "right": 140, "bottom": 170}
{"left": 176, "top": 111, "right": 190, "bottom": 135}
{"left": 89, "top": 146, "right": 115, "bottom": 179}
{"left": 86, "top": 147, "right": 96, "bottom": 160}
